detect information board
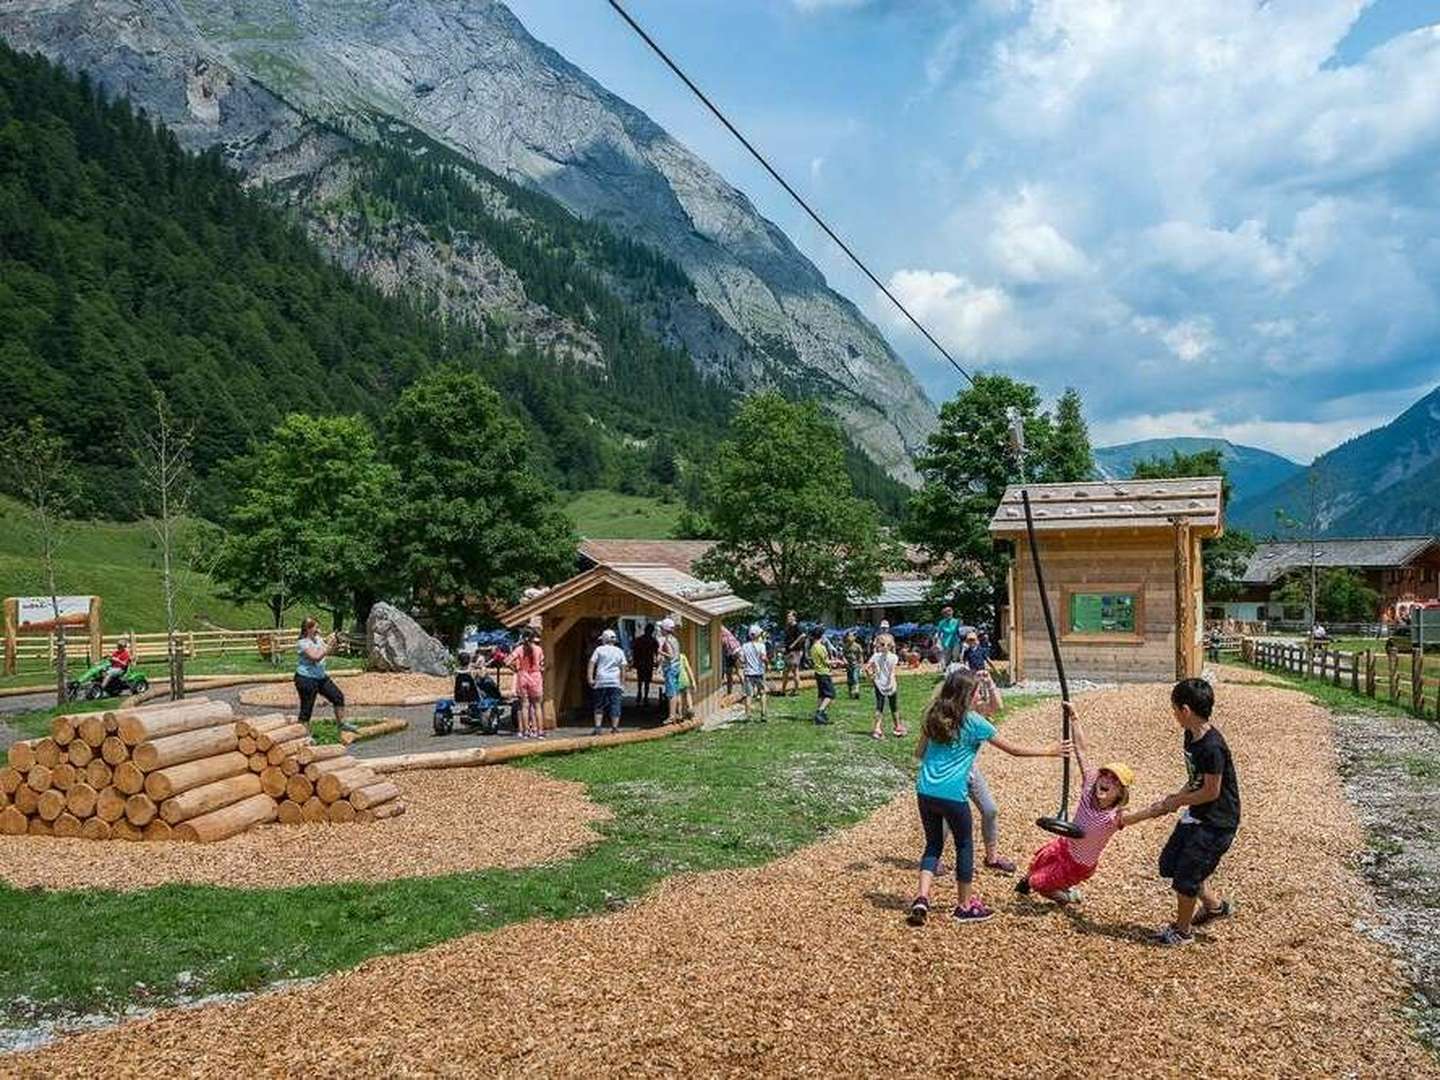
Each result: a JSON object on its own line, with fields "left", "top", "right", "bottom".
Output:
{"left": 16, "top": 595, "right": 92, "bottom": 628}
{"left": 1069, "top": 592, "right": 1136, "bottom": 634}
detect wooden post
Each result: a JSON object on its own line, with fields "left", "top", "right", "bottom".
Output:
{"left": 1009, "top": 551, "right": 1025, "bottom": 685}
{"left": 3, "top": 598, "right": 17, "bottom": 677}
{"left": 1412, "top": 653, "right": 1424, "bottom": 715}
{"left": 88, "top": 596, "right": 103, "bottom": 666}
{"left": 1173, "top": 521, "right": 1192, "bottom": 679}
{"left": 1350, "top": 652, "right": 1359, "bottom": 693}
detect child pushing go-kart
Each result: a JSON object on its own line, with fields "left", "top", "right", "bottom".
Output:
{"left": 1015, "top": 700, "right": 1165, "bottom": 905}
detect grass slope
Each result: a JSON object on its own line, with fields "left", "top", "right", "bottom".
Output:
{"left": 0, "top": 496, "right": 268, "bottom": 632}
{"left": 0, "top": 679, "right": 1038, "bottom": 1025}
{"left": 564, "top": 489, "right": 682, "bottom": 539}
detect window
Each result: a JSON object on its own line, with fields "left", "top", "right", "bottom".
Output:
{"left": 1060, "top": 584, "right": 1144, "bottom": 643}
{"left": 695, "top": 622, "right": 712, "bottom": 676}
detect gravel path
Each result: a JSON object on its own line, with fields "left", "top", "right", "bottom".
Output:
{"left": 4, "top": 682, "right": 1433, "bottom": 1077}
{"left": 0, "top": 767, "right": 607, "bottom": 892}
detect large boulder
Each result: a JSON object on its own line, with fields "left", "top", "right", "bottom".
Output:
{"left": 366, "top": 602, "right": 452, "bottom": 676}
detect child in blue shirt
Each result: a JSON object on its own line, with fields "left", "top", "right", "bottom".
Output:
{"left": 908, "top": 668, "right": 1069, "bottom": 925}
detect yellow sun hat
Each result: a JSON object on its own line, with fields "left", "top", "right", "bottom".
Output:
{"left": 1100, "top": 761, "right": 1136, "bottom": 789}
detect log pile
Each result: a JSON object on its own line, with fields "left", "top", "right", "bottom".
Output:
{"left": 2, "top": 699, "right": 404, "bottom": 842}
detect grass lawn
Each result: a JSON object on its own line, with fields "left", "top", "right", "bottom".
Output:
{"left": 0, "top": 496, "right": 270, "bottom": 633}
{"left": 0, "top": 677, "right": 1039, "bottom": 1025}
{"left": 1325, "top": 636, "right": 1440, "bottom": 689}
{"left": 563, "top": 489, "right": 682, "bottom": 539}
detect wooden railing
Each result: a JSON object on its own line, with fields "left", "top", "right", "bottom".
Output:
{"left": 1242, "top": 637, "right": 1437, "bottom": 718}
{"left": 7, "top": 628, "right": 361, "bottom": 673}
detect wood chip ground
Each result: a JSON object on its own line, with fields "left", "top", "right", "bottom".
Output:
{"left": 0, "top": 767, "right": 607, "bottom": 891}
{"left": 5, "top": 682, "right": 1434, "bottom": 1077}
{"left": 238, "top": 673, "right": 452, "bottom": 708}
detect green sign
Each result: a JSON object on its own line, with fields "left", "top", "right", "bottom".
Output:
{"left": 1070, "top": 592, "right": 1136, "bottom": 634}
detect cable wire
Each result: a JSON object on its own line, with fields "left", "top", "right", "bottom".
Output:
{"left": 604, "top": 0, "right": 975, "bottom": 387}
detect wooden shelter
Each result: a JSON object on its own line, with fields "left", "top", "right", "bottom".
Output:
{"left": 989, "top": 478, "right": 1224, "bottom": 683}
{"left": 499, "top": 563, "right": 750, "bottom": 727}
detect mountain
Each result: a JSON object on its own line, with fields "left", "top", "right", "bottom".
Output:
{"left": 1229, "top": 385, "right": 1440, "bottom": 537}
{"left": 1094, "top": 438, "right": 1303, "bottom": 508}
{"left": 0, "top": 41, "right": 739, "bottom": 516}
{"left": 0, "top": 0, "right": 934, "bottom": 481}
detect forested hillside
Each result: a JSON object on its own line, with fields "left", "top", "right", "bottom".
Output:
{"left": 0, "top": 44, "right": 909, "bottom": 521}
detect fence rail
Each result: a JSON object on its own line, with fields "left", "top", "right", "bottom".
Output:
{"left": 6, "top": 627, "right": 360, "bottom": 673}
{"left": 1242, "top": 636, "right": 1437, "bottom": 718}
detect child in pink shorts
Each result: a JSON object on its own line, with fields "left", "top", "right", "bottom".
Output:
{"left": 1017, "top": 702, "right": 1164, "bottom": 903}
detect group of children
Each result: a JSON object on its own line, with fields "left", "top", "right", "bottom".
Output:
{"left": 907, "top": 669, "right": 1240, "bottom": 946}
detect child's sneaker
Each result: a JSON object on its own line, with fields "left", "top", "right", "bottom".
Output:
{"left": 1154, "top": 924, "right": 1194, "bottom": 947}
{"left": 906, "top": 897, "right": 929, "bottom": 926}
{"left": 952, "top": 898, "right": 994, "bottom": 924}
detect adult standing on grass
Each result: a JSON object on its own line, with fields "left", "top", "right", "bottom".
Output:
{"left": 295, "top": 616, "right": 355, "bottom": 734}
{"left": 809, "top": 626, "right": 835, "bottom": 725}
{"left": 632, "top": 623, "right": 659, "bottom": 709}
{"left": 780, "top": 610, "right": 805, "bottom": 697}
{"left": 658, "top": 617, "right": 685, "bottom": 723}
{"left": 739, "top": 624, "right": 769, "bottom": 722}
{"left": 936, "top": 606, "right": 962, "bottom": 668}
{"left": 721, "top": 623, "right": 742, "bottom": 696}
{"left": 588, "top": 628, "right": 628, "bottom": 736}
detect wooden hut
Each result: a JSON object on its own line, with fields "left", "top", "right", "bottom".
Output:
{"left": 989, "top": 478, "right": 1224, "bottom": 684}
{"left": 499, "top": 563, "right": 750, "bottom": 727}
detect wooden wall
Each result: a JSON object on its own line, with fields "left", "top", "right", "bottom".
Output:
{"left": 1009, "top": 530, "right": 1204, "bottom": 684}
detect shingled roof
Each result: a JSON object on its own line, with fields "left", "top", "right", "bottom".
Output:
{"left": 988, "top": 477, "right": 1224, "bottom": 537}
{"left": 1241, "top": 537, "right": 1440, "bottom": 585}
{"left": 577, "top": 539, "right": 715, "bottom": 574}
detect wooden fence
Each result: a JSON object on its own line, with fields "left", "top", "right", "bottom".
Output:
{"left": 1242, "top": 637, "right": 1437, "bottom": 718}
{"left": 8, "top": 628, "right": 361, "bottom": 674}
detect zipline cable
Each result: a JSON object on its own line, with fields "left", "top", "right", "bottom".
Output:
{"left": 603, "top": 0, "right": 976, "bottom": 388}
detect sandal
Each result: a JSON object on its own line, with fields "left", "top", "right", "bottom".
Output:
{"left": 871, "top": 729, "right": 884, "bottom": 741}
{"left": 1191, "top": 898, "right": 1233, "bottom": 926}
{"left": 892, "top": 726, "right": 907, "bottom": 738}
{"left": 906, "top": 896, "right": 929, "bottom": 926}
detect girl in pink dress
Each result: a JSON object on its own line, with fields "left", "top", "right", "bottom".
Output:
{"left": 509, "top": 628, "right": 546, "bottom": 739}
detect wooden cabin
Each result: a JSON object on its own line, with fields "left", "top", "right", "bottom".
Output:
{"left": 499, "top": 563, "right": 750, "bottom": 728}
{"left": 989, "top": 478, "right": 1224, "bottom": 684}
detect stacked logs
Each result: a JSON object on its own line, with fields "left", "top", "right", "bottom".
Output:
{"left": 270, "top": 741, "right": 406, "bottom": 825}
{"left": 2, "top": 699, "right": 403, "bottom": 841}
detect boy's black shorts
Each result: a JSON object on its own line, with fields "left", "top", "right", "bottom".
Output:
{"left": 814, "top": 674, "right": 835, "bottom": 701}
{"left": 1159, "top": 822, "right": 1235, "bottom": 897}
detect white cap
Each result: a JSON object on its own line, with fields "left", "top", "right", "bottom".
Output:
{"left": 749, "top": 624, "right": 762, "bottom": 638}
{"left": 660, "top": 618, "right": 676, "bottom": 631}
{"left": 600, "top": 628, "right": 617, "bottom": 643}
{"left": 879, "top": 620, "right": 890, "bottom": 629}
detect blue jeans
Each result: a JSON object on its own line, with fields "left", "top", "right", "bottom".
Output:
{"left": 917, "top": 793, "right": 975, "bottom": 884}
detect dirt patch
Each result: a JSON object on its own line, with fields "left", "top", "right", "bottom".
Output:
{"left": 0, "top": 767, "right": 608, "bottom": 891}
{"left": 238, "top": 673, "right": 452, "bottom": 708}
{"left": 1333, "top": 705, "right": 1440, "bottom": 1051}
{"left": 6, "top": 683, "right": 1433, "bottom": 1077}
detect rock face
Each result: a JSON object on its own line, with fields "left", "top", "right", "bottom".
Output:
{"left": 1, "top": 0, "right": 936, "bottom": 479}
{"left": 366, "top": 602, "right": 452, "bottom": 677}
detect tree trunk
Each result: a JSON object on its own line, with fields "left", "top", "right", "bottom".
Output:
{"left": 173, "top": 793, "right": 276, "bottom": 842}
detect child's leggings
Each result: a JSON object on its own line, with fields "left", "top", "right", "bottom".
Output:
{"left": 967, "top": 769, "right": 1000, "bottom": 851}
{"left": 917, "top": 793, "right": 974, "bottom": 883}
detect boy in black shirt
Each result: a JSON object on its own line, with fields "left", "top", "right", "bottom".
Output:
{"left": 1151, "top": 678, "right": 1241, "bottom": 946}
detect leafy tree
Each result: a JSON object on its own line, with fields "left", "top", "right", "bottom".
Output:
{"left": 213, "top": 415, "right": 397, "bottom": 632}
{"left": 384, "top": 369, "right": 577, "bottom": 643}
{"left": 905, "top": 375, "right": 1093, "bottom": 617}
{"left": 1275, "top": 568, "right": 1380, "bottom": 623}
{"left": 1131, "top": 449, "right": 1257, "bottom": 601}
{"left": 1, "top": 419, "right": 82, "bottom": 704}
{"left": 692, "top": 393, "right": 901, "bottom": 618}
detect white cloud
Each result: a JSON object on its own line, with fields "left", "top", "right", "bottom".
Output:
{"left": 897, "top": 0, "right": 1440, "bottom": 446}
{"left": 884, "top": 269, "right": 1023, "bottom": 359}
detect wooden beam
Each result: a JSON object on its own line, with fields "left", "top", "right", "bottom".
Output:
{"left": 1173, "top": 520, "right": 1193, "bottom": 679}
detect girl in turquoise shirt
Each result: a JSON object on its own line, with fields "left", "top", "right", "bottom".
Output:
{"left": 908, "top": 668, "right": 1069, "bottom": 925}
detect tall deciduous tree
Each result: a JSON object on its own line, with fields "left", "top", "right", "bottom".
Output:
{"left": 906, "top": 376, "right": 1093, "bottom": 617}
{"left": 692, "top": 392, "right": 900, "bottom": 618}
{"left": 213, "top": 414, "right": 398, "bottom": 634}
{"left": 1131, "top": 449, "right": 1257, "bottom": 601}
{"left": 384, "top": 368, "right": 576, "bottom": 643}
{"left": 2, "top": 418, "right": 82, "bottom": 704}
{"left": 134, "top": 391, "right": 193, "bottom": 698}
{"left": 1275, "top": 568, "right": 1379, "bottom": 623}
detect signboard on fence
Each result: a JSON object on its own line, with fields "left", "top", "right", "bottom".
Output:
{"left": 15, "top": 595, "right": 92, "bottom": 629}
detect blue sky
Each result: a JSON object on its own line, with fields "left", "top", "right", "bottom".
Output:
{"left": 506, "top": 0, "right": 1440, "bottom": 461}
